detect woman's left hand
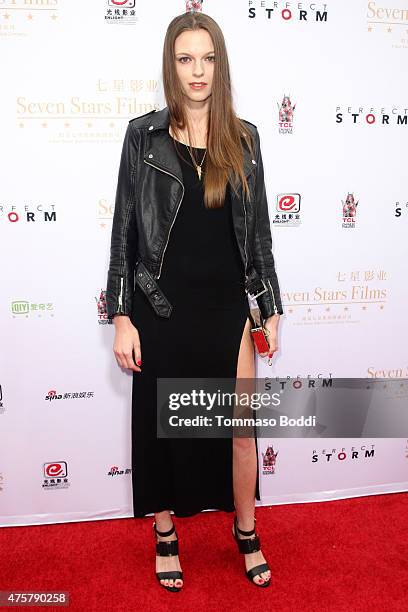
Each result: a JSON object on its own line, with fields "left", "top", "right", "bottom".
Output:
{"left": 259, "top": 314, "right": 280, "bottom": 363}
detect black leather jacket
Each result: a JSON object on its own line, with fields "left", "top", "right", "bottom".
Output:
{"left": 106, "top": 106, "right": 284, "bottom": 320}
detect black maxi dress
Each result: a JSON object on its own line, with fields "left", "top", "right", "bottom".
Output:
{"left": 130, "top": 138, "right": 261, "bottom": 518}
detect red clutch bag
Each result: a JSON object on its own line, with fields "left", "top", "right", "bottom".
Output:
{"left": 248, "top": 309, "right": 270, "bottom": 354}
{"left": 250, "top": 325, "right": 270, "bottom": 354}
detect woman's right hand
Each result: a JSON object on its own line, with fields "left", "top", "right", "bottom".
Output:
{"left": 112, "top": 315, "right": 142, "bottom": 373}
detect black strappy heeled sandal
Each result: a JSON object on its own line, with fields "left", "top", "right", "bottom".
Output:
{"left": 232, "top": 515, "right": 272, "bottom": 587}
{"left": 153, "top": 521, "right": 183, "bottom": 592}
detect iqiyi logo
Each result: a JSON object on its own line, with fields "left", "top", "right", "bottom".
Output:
{"left": 11, "top": 301, "right": 29, "bottom": 315}
{"left": 11, "top": 300, "right": 54, "bottom": 317}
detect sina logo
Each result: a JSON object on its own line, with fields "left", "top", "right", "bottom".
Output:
{"left": 262, "top": 445, "right": 278, "bottom": 475}
{"left": 108, "top": 465, "right": 132, "bottom": 476}
{"left": 278, "top": 94, "right": 296, "bottom": 134}
{"left": 95, "top": 289, "right": 112, "bottom": 325}
{"left": 108, "top": 465, "right": 123, "bottom": 477}
{"left": 342, "top": 193, "right": 359, "bottom": 228}
{"left": 186, "top": 0, "right": 203, "bottom": 12}
{"left": 45, "top": 389, "right": 62, "bottom": 401}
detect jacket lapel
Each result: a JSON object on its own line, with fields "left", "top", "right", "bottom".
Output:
{"left": 143, "top": 107, "right": 183, "bottom": 183}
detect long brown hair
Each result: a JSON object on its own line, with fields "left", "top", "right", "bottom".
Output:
{"left": 162, "top": 12, "right": 255, "bottom": 209}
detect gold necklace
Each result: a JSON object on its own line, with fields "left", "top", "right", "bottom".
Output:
{"left": 186, "top": 145, "right": 207, "bottom": 180}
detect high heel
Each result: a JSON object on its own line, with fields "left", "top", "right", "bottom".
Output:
{"left": 232, "top": 515, "right": 271, "bottom": 587}
{"left": 153, "top": 521, "right": 183, "bottom": 592}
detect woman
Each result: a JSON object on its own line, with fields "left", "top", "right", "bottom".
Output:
{"left": 106, "top": 12, "right": 284, "bottom": 592}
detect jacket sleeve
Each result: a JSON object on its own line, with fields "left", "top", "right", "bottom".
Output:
{"left": 252, "top": 127, "right": 284, "bottom": 317}
{"left": 106, "top": 122, "right": 139, "bottom": 318}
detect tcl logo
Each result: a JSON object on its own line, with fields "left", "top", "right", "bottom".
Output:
{"left": 43, "top": 462, "right": 67, "bottom": 478}
{"left": 276, "top": 193, "right": 301, "bottom": 212}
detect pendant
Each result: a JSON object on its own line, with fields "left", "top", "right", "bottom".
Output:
{"left": 197, "top": 166, "right": 202, "bottom": 180}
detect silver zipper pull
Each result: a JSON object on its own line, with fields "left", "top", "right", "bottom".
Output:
{"left": 267, "top": 278, "right": 278, "bottom": 314}
{"left": 118, "top": 276, "right": 124, "bottom": 310}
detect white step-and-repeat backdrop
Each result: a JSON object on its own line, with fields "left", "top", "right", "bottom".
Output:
{"left": 1, "top": 0, "right": 407, "bottom": 526}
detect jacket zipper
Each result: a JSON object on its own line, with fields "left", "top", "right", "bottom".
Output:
{"left": 267, "top": 278, "right": 278, "bottom": 314}
{"left": 143, "top": 159, "right": 185, "bottom": 279}
{"left": 242, "top": 200, "right": 249, "bottom": 288}
{"left": 118, "top": 276, "right": 124, "bottom": 310}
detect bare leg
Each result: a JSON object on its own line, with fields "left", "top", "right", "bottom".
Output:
{"left": 232, "top": 317, "right": 271, "bottom": 585}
